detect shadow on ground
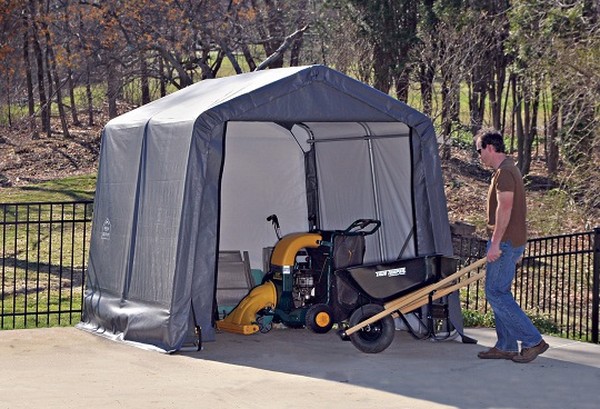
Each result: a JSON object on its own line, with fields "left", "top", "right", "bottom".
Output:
{"left": 184, "top": 327, "right": 600, "bottom": 409}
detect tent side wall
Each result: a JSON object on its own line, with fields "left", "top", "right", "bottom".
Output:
{"left": 310, "top": 125, "right": 414, "bottom": 262}
{"left": 80, "top": 117, "right": 196, "bottom": 351}
{"left": 171, "top": 120, "right": 228, "bottom": 347}
{"left": 219, "top": 122, "right": 311, "bottom": 270}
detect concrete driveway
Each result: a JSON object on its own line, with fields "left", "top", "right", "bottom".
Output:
{"left": 1, "top": 326, "right": 598, "bottom": 409}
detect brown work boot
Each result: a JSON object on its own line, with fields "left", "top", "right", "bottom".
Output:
{"left": 512, "top": 340, "right": 549, "bottom": 363}
{"left": 477, "top": 347, "right": 518, "bottom": 360}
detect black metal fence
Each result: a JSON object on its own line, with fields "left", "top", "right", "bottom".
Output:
{"left": 0, "top": 201, "right": 93, "bottom": 329}
{"left": 454, "top": 228, "right": 600, "bottom": 343}
{"left": 1, "top": 199, "right": 599, "bottom": 344}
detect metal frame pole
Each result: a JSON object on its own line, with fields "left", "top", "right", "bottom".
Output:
{"left": 592, "top": 227, "right": 600, "bottom": 344}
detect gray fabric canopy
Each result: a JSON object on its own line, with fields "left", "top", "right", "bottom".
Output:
{"left": 78, "top": 65, "right": 455, "bottom": 352}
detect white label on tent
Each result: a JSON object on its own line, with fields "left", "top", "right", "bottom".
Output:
{"left": 101, "top": 218, "right": 111, "bottom": 240}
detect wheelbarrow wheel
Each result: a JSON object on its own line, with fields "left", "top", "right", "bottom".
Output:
{"left": 305, "top": 303, "right": 334, "bottom": 334}
{"left": 348, "top": 304, "right": 395, "bottom": 353}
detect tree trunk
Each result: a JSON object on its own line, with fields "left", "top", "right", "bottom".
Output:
{"left": 289, "top": 34, "right": 304, "bottom": 67}
{"left": 4, "top": 75, "right": 12, "bottom": 127}
{"left": 501, "top": 75, "right": 511, "bottom": 135}
{"left": 468, "top": 69, "right": 486, "bottom": 135}
{"left": 489, "top": 62, "right": 506, "bottom": 131}
{"left": 263, "top": 0, "right": 285, "bottom": 68}
{"left": 290, "top": 0, "right": 308, "bottom": 67}
{"left": 220, "top": 43, "right": 243, "bottom": 74}
{"left": 46, "top": 30, "right": 70, "bottom": 138}
{"left": 44, "top": 27, "right": 53, "bottom": 138}
{"left": 394, "top": 70, "right": 410, "bottom": 103}
{"left": 255, "top": 25, "right": 308, "bottom": 71}
{"left": 156, "top": 47, "right": 193, "bottom": 88}
{"left": 77, "top": 6, "right": 94, "bottom": 126}
{"left": 63, "top": 3, "right": 80, "bottom": 126}
{"left": 29, "top": 0, "right": 49, "bottom": 136}
{"left": 372, "top": 43, "right": 392, "bottom": 94}
{"left": 66, "top": 60, "right": 81, "bottom": 126}
{"left": 420, "top": 0, "right": 436, "bottom": 118}
{"left": 449, "top": 80, "right": 460, "bottom": 122}
{"left": 520, "top": 90, "right": 537, "bottom": 175}
{"left": 140, "top": 52, "right": 150, "bottom": 105}
{"left": 440, "top": 72, "right": 456, "bottom": 160}
{"left": 209, "top": 49, "right": 225, "bottom": 77}
{"left": 106, "top": 59, "right": 119, "bottom": 119}
{"left": 85, "top": 62, "right": 94, "bottom": 127}
{"left": 441, "top": 79, "right": 452, "bottom": 160}
{"left": 23, "top": 26, "right": 39, "bottom": 139}
{"left": 158, "top": 56, "right": 167, "bottom": 97}
{"left": 43, "top": 15, "right": 70, "bottom": 138}
{"left": 511, "top": 75, "right": 525, "bottom": 171}
{"left": 489, "top": 15, "right": 509, "bottom": 132}
{"left": 419, "top": 62, "right": 434, "bottom": 117}
{"left": 546, "top": 88, "right": 560, "bottom": 175}
{"left": 241, "top": 44, "right": 257, "bottom": 71}
{"left": 512, "top": 73, "right": 538, "bottom": 175}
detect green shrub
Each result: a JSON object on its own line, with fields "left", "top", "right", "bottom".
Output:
{"left": 462, "top": 310, "right": 495, "bottom": 327}
{"left": 463, "top": 308, "right": 561, "bottom": 337}
{"left": 526, "top": 310, "right": 561, "bottom": 335}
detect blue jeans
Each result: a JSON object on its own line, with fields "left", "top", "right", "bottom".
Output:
{"left": 485, "top": 241, "right": 542, "bottom": 352}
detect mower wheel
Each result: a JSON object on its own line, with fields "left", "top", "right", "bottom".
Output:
{"left": 305, "top": 303, "right": 334, "bottom": 334}
{"left": 348, "top": 304, "right": 395, "bottom": 353}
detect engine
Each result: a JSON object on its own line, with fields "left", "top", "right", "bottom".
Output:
{"left": 291, "top": 270, "right": 316, "bottom": 308}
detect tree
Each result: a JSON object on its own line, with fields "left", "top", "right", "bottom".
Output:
{"left": 411, "top": 1, "right": 467, "bottom": 156}
{"left": 61, "top": 0, "right": 81, "bottom": 127}
{"left": 513, "top": 2, "right": 598, "bottom": 148}
{"left": 346, "top": 0, "right": 419, "bottom": 99}
{"left": 415, "top": 0, "right": 438, "bottom": 117}
{"left": 232, "top": 0, "right": 315, "bottom": 71}
{"left": 27, "top": 0, "right": 50, "bottom": 137}
{"left": 463, "top": 1, "right": 510, "bottom": 137}
{"left": 0, "top": 0, "right": 28, "bottom": 130}
{"left": 508, "top": 0, "right": 600, "bottom": 206}
{"left": 311, "top": 1, "right": 373, "bottom": 81}
{"left": 1, "top": 0, "right": 599, "bottom": 205}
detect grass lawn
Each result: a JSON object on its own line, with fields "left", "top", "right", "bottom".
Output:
{"left": 0, "top": 174, "right": 96, "bottom": 204}
{"left": 1, "top": 174, "right": 95, "bottom": 330}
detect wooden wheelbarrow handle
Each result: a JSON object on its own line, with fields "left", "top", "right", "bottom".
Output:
{"left": 342, "top": 257, "right": 487, "bottom": 337}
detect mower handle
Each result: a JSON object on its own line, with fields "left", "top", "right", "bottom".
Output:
{"left": 266, "top": 214, "right": 281, "bottom": 239}
{"left": 342, "top": 219, "right": 381, "bottom": 236}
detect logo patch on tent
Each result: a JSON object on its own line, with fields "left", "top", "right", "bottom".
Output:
{"left": 101, "top": 218, "right": 111, "bottom": 240}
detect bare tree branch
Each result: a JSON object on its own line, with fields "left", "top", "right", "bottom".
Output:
{"left": 254, "top": 25, "right": 308, "bottom": 71}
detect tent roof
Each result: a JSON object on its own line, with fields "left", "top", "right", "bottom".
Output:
{"left": 106, "top": 65, "right": 432, "bottom": 131}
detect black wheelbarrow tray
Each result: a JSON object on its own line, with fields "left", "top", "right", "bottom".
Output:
{"left": 338, "top": 256, "right": 487, "bottom": 353}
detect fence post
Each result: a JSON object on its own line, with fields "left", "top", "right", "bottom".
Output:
{"left": 592, "top": 227, "right": 600, "bottom": 344}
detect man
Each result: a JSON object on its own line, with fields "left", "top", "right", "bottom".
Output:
{"left": 475, "top": 129, "right": 549, "bottom": 363}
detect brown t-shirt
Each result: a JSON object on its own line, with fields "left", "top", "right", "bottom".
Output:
{"left": 487, "top": 157, "right": 527, "bottom": 247}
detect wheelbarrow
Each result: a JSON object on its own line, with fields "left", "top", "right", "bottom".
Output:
{"left": 338, "top": 257, "right": 487, "bottom": 353}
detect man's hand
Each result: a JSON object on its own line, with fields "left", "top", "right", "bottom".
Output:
{"left": 487, "top": 241, "right": 502, "bottom": 262}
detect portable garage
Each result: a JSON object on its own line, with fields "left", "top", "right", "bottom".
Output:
{"left": 78, "top": 65, "right": 459, "bottom": 352}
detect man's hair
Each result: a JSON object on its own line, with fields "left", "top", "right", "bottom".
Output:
{"left": 476, "top": 128, "right": 505, "bottom": 153}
